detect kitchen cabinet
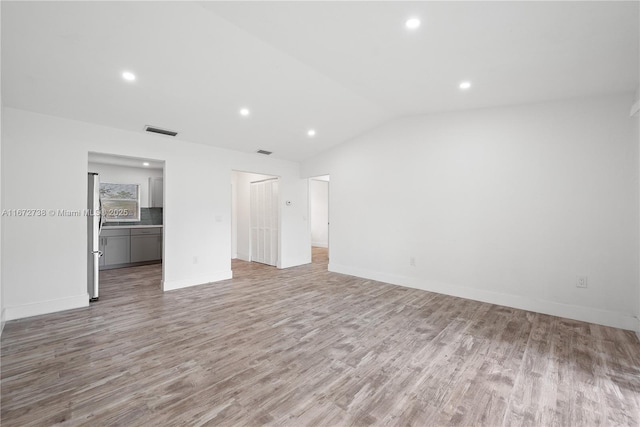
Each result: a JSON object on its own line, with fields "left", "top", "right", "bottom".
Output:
{"left": 149, "top": 177, "right": 163, "bottom": 208}
{"left": 130, "top": 228, "right": 162, "bottom": 262}
{"left": 100, "top": 228, "right": 131, "bottom": 267}
{"left": 99, "top": 236, "right": 106, "bottom": 267}
{"left": 99, "top": 227, "right": 162, "bottom": 269}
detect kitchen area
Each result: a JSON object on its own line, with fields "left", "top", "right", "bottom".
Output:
{"left": 99, "top": 222, "right": 163, "bottom": 269}
{"left": 88, "top": 153, "right": 164, "bottom": 300}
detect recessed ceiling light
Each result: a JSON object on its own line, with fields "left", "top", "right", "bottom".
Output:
{"left": 143, "top": 162, "right": 150, "bottom": 167}
{"left": 307, "top": 129, "right": 316, "bottom": 137}
{"left": 122, "top": 71, "right": 136, "bottom": 81}
{"left": 405, "top": 18, "right": 421, "bottom": 30}
{"left": 239, "top": 108, "right": 250, "bottom": 117}
{"left": 459, "top": 81, "right": 472, "bottom": 90}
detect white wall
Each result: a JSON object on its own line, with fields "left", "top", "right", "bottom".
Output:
{"left": 232, "top": 171, "right": 278, "bottom": 262}
{"left": 635, "top": 86, "right": 640, "bottom": 336}
{"left": 2, "top": 107, "right": 311, "bottom": 320}
{"left": 303, "top": 93, "right": 639, "bottom": 331}
{"left": 88, "top": 162, "right": 162, "bottom": 209}
{"left": 310, "top": 179, "right": 329, "bottom": 247}
{"left": 0, "top": 2, "right": 3, "bottom": 335}
{"left": 231, "top": 172, "right": 237, "bottom": 259}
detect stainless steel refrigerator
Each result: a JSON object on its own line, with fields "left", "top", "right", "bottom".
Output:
{"left": 87, "top": 172, "right": 103, "bottom": 301}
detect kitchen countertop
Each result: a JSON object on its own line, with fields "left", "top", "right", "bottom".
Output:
{"left": 102, "top": 225, "right": 163, "bottom": 229}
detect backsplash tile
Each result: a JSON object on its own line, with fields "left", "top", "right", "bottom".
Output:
{"left": 103, "top": 208, "right": 163, "bottom": 226}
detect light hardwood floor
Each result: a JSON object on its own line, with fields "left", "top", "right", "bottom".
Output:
{"left": 2, "top": 247, "right": 640, "bottom": 426}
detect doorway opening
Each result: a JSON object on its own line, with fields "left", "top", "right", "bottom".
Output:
{"left": 88, "top": 153, "right": 165, "bottom": 302}
{"left": 309, "top": 175, "right": 330, "bottom": 267}
{"left": 231, "top": 170, "right": 280, "bottom": 269}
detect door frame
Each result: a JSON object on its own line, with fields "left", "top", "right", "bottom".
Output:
{"left": 308, "top": 175, "right": 330, "bottom": 262}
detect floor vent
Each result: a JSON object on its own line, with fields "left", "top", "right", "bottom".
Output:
{"left": 144, "top": 125, "right": 178, "bottom": 137}
{"left": 256, "top": 150, "right": 273, "bottom": 155}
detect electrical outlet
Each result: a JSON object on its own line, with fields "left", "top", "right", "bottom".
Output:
{"left": 576, "top": 276, "right": 588, "bottom": 288}
{"left": 193, "top": 256, "right": 198, "bottom": 264}
{"left": 409, "top": 257, "right": 416, "bottom": 267}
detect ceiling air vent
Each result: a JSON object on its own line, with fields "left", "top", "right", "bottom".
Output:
{"left": 256, "top": 150, "right": 272, "bottom": 155}
{"left": 144, "top": 125, "right": 178, "bottom": 137}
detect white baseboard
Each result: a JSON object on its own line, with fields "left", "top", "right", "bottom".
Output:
{"left": 329, "top": 263, "right": 637, "bottom": 332}
{"left": 311, "top": 241, "right": 328, "bottom": 248}
{"left": 237, "top": 252, "right": 311, "bottom": 269}
{"left": 1, "top": 308, "right": 5, "bottom": 336}
{"left": 280, "top": 254, "right": 312, "bottom": 269}
{"left": 4, "top": 294, "right": 89, "bottom": 321}
{"left": 162, "top": 270, "right": 232, "bottom": 291}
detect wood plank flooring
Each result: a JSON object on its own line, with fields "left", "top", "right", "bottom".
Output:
{"left": 2, "top": 247, "right": 640, "bottom": 426}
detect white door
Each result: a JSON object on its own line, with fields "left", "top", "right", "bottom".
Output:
{"left": 250, "top": 179, "right": 279, "bottom": 266}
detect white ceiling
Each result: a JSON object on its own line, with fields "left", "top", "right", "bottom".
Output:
{"left": 2, "top": 1, "right": 638, "bottom": 162}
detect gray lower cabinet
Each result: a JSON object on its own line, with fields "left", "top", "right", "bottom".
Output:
{"left": 99, "top": 237, "right": 106, "bottom": 267}
{"left": 101, "top": 229, "right": 131, "bottom": 267}
{"left": 100, "top": 227, "right": 162, "bottom": 269}
{"left": 131, "top": 228, "right": 162, "bottom": 262}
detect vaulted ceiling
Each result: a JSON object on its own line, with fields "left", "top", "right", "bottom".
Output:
{"left": 2, "top": 1, "right": 638, "bottom": 161}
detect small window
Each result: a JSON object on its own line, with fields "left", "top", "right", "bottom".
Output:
{"left": 100, "top": 183, "right": 140, "bottom": 222}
